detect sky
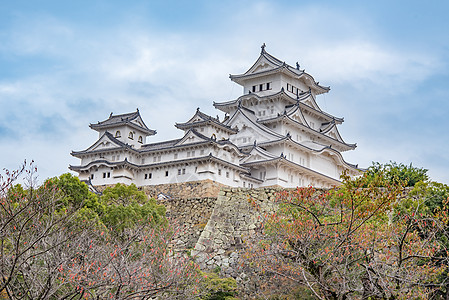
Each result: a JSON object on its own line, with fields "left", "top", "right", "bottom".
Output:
{"left": 1, "top": 0, "right": 448, "bottom": 185}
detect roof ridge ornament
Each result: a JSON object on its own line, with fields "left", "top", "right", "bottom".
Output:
{"left": 296, "top": 62, "right": 300, "bottom": 70}
{"left": 261, "top": 43, "right": 266, "bottom": 54}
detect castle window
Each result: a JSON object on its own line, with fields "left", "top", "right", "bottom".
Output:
{"left": 129, "top": 132, "right": 134, "bottom": 140}
{"left": 187, "top": 151, "right": 190, "bottom": 158}
{"left": 115, "top": 131, "right": 121, "bottom": 138}
{"left": 252, "top": 85, "right": 256, "bottom": 92}
{"left": 90, "top": 174, "right": 94, "bottom": 179}
{"left": 287, "top": 83, "right": 291, "bottom": 91}
{"left": 178, "top": 169, "right": 181, "bottom": 175}
{"left": 112, "top": 155, "right": 115, "bottom": 161}
{"left": 149, "top": 173, "right": 152, "bottom": 179}
{"left": 174, "top": 153, "right": 178, "bottom": 159}
{"left": 138, "top": 136, "right": 143, "bottom": 143}
{"left": 107, "top": 172, "right": 111, "bottom": 178}
{"left": 182, "top": 168, "right": 186, "bottom": 174}
{"left": 226, "top": 171, "right": 229, "bottom": 178}
{"left": 145, "top": 174, "right": 148, "bottom": 179}
{"left": 218, "top": 169, "right": 221, "bottom": 176}
{"left": 103, "top": 172, "right": 106, "bottom": 178}
{"left": 243, "top": 182, "right": 246, "bottom": 187}
{"left": 165, "top": 170, "right": 169, "bottom": 177}
{"left": 192, "top": 150, "right": 195, "bottom": 156}
{"left": 267, "top": 82, "right": 271, "bottom": 90}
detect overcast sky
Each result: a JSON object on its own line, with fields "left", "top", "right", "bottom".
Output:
{"left": 1, "top": 0, "right": 448, "bottom": 184}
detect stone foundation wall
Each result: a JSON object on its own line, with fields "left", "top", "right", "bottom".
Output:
{"left": 157, "top": 197, "right": 217, "bottom": 250}
{"left": 191, "top": 187, "right": 288, "bottom": 278}
{"left": 143, "top": 179, "right": 226, "bottom": 199}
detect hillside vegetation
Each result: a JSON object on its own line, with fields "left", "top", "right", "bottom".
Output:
{"left": 1, "top": 161, "right": 448, "bottom": 299}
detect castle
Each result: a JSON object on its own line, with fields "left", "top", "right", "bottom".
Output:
{"left": 70, "top": 45, "right": 359, "bottom": 188}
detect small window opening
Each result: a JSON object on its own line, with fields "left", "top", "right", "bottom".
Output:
{"left": 115, "top": 131, "right": 121, "bottom": 138}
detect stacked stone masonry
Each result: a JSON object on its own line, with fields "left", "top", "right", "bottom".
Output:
{"left": 141, "top": 180, "right": 226, "bottom": 249}
{"left": 191, "top": 187, "right": 289, "bottom": 278}
{"left": 157, "top": 197, "right": 217, "bottom": 250}
{"left": 143, "top": 179, "right": 226, "bottom": 199}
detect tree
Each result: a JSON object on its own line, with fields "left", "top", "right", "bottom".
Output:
{"left": 0, "top": 163, "right": 203, "bottom": 299}
{"left": 243, "top": 172, "right": 448, "bottom": 299}
{"left": 99, "top": 183, "right": 166, "bottom": 232}
{"left": 409, "top": 181, "right": 449, "bottom": 299}
{"left": 363, "top": 161, "right": 429, "bottom": 187}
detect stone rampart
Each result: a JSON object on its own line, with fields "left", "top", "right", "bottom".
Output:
{"left": 191, "top": 187, "right": 289, "bottom": 277}
{"left": 157, "top": 197, "right": 217, "bottom": 249}
{"left": 143, "top": 179, "right": 226, "bottom": 199}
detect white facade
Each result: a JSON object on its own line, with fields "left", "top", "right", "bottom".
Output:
{"left": 70, "top": 45, "right": 359, "bottom": 188}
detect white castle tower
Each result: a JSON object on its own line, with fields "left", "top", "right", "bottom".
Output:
{"left": 213, "top": 44, "right": 359, "bottom": 187}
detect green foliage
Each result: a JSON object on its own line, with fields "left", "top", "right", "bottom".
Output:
{"left": 100, "top": 183, "right": 146, "bottom": 205}
{"left": 199, "top": 272, "right": 238, "bottom": 300}
{"left": 9, "top": 174, "right": 166, "bottom": 232}
{"left": 99, "top": 183, "right": 166, "bottom": 231}
{"left": 6, "top": 183, "right": 27, "bottom": 202}
{"left": 200, "top": 272, "right": 237, "bottom": 300}
{"left": 101, "top": 197, "right": 166, "bottom": 231}
{"left": 362, "top": 161, "right": 428, "bottom": 187}
{"left": 44, "top": 173, "right": 90, "bottom": 207}
{"left": 410, "top": 181, "right": 449, "bottom": 214}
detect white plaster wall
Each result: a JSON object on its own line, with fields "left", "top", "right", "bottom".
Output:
{"left": 242, "top": 73, "right": 279, "bottom": 97}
